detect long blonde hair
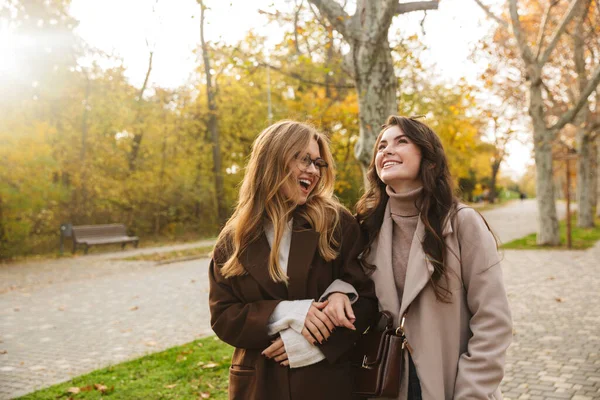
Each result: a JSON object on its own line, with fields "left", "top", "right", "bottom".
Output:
{"left": 218, "top": 120, "right": 341, "bottom": 283}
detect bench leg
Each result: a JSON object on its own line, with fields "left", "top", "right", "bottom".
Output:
{"left": 121, "top": 243, "right": 126, "bottom": 250}
{"left": 134, "top": 240, "right": 139, "bottom": 248}
{"left": 72, "top": 242, "right": 76, "bottom": 254}
{"left": 84, "top": 244, "right": 89, "bottom": 255}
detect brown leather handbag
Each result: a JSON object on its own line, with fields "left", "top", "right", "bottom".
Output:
{"left": 351, "top": 311, "right": 407, "bottom": 398}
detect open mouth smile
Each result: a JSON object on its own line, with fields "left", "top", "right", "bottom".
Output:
{"left": 299, "top": 178, "right": 313, "bottom": 193}
{"left": 382, "top": 160, "right": 402, "bottom": 169}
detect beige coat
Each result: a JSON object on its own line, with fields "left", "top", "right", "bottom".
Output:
{"left": 366, "top": 204, "right": 512, "bottom": 400}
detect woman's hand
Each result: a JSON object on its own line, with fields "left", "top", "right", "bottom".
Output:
{"left": 261, "top": 337, "right": 289, "bottom": 366}
{"left": 302, "top": 300, "right": 335, "bottom": 345}
{"left": 322, "top": 292, "right": 356, "bottom": 330}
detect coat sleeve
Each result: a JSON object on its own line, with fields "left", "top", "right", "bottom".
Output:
{"left": 319, "top": 210, "right": 378, "bottom": 363}
{"left": 453, "top": 208, "right": 513, "bottom": 399}
{"left": 208, "top": 258, "right": 283, "bottom": 349}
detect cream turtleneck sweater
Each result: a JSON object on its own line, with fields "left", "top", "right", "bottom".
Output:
{"left": 385, "top": 185, "right": 423, "bottom": 307}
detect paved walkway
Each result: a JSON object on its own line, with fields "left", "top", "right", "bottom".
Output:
{"left": 1, "top": 200, "right": 598, "bottom": 399}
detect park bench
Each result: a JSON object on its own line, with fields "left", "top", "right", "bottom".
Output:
{"left": 71, "top": 224, "right": 139, "bottom": 254}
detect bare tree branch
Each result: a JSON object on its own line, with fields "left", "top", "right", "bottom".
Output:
{"left": 508, "top": 0, "right": 536, "bottom": 64}
{"left": 534, "top": 1, "right": 557, "bottom": 60}
{"left": 539, "top": 0, "right": 582, "bottom": 66}
{"left": 374, "top": 1, "right": 402, "bottom": 47}
{"left": 396, "top": 1, "right": 440, "bottom": 15}
{"left": 550, "top": 63, "right": 600, "bottom": 132}
{"left": 307, "top": 0, "right": 351, "bottom": 38}
{"left": 473, "top": 0, "right": 508, "bottom": 28}
{"left": 256, "top": 60, "right": 355, "bottom": 89}
{"left": 138, "top": 50, "right": 153, "bottom": 100}
{"left": 293, "top": 0, "right": 304, "bottom": 55}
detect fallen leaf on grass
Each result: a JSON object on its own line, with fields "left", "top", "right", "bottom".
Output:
{"left": 197, "top": 343, "right": 203, "bottom": 347}
{"left": 207, "top": 383, "right": 215, "bottom": 389}
{"left": 94, "top": 383, "right": 107, "bottom": 392}
{"left": 202, "top": 363, "right": 218, "bottom": 369}
{"left": 165, "top": 383, "right": 177, "bottom": 389}
{"left": 176, "top": 355, "right": 187, "bottom": 362}
{"left": 200, "top": 393, "right": 210, "bottom": 399}
{"left": 67, "top": 387, "right": 80, "bottom": 394}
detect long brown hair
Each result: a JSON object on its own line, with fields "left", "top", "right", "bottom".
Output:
{"left": 217, "top": 120, "right": 341, "bottom": 283}
{"left": 355, "top": 116, "right": 458, "bottom": 302}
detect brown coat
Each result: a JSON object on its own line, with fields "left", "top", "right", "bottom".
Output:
{"left": 209, "top": 208, "right": 377, "bottom": 400}
{"left": 367, "top": 204, "right": 512, "bottom": 400}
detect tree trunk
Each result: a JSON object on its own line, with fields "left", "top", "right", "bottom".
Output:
{"left": 573, "top": 2, "right": 594, "bottom": 228}
{"left": 596, "top": 138, "right": 600, "bottom": 217}
{"left": 589, "top": 141, "right": 597, "bottom": 215}
{"left": 530, "top": 77, "right": 560, "bottom": 245}
{"left": 353, "top": 42, "right": 398, "bottom": 166}
{"left": 533, "top": 138, "right": 560, "bottom": 245}
{"left": 79, "top": 75, "right": 91, "bottom": 218}
{"left": 308, "top": 0, "right": 439, "bottom": 176}
{"left": 489, "top": 160, "right": 501, "bottom": 203}
{"left": 0, "top": 194, "right": 6, "bottom": 259}
{"left": 200, "top": 0, "right": 227, "bottom": 226}
{"left": 128, "top": 51, "right": 153, "bottom": 172}
{"left": 576, "top": 130, "right": 594, "bottom": 227}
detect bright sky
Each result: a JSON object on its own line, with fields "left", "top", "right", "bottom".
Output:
{"left": 67, "top": 0, "right": 532, "bottom": 179}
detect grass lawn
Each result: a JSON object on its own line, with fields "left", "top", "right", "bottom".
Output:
{"left": 502, "top": 215, "right": 600, "bottom": 250}
{"left": 17, "top": 336, "right": 233, "bottom": 400}
{"left": 121, "top": 246, "right": 214, "bottom": 262}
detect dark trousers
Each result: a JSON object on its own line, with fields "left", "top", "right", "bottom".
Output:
{"left": 407, "top": 353, "right": 422, "bottom": 400}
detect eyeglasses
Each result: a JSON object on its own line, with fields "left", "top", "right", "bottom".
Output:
{"left": 297, "top": 154, "right": 328, "bottom": 172}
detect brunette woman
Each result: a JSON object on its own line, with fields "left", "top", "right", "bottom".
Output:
{"left": 355, "top": 116, "right": 512, "bottom": 400}
{"left": 209, "top": 120, "right": 377, "bottom": 400}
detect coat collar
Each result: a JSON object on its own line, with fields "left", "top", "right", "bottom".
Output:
{"left": 240, "top": 234, "right": 288, "bottom": 300}
{"left": 367, "top": 201, "right": 454, "bottom": 324}
{"left": 240, "top": 211, "right": 319, "bottom": 301}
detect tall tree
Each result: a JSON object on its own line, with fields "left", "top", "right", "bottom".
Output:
{"left": 307, "top": 0, "right": 439, "bottom": 172}
{"left": 572, "top": 0, "right": 598, "bottom": 227}
{"left": 477, "top": 0, "right": 600, "bottom": 244}
{"left": 199, "top": 0, "right": 227, "bottom": 225}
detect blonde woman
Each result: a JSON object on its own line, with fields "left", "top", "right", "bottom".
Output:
{"left": 209, "top": 120, "right": 377, "bottom": 400}
{"left": 355, "top": 116, "right": 512, "bottom": 400}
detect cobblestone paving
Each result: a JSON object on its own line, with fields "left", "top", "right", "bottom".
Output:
{"left": 501, "top": 243, "right": 600, "bottom": 400}
{"left": 0, "top": 257, "right": 213, "bottom": 399}
{"left": 1, "top": 201, "right": 598, "bottom": 399}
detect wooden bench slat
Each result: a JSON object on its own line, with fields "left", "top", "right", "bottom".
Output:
{"left": 71, "top": 224, "right": 138, "bottom": 254}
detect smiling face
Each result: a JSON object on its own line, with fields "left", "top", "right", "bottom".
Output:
{"left": 375, "top": 125, "right": 423, "bottom": 193}
{"left": 282, "top": 137, "right": 323, "bottom": 205}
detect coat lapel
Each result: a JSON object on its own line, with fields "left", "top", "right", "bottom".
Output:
{"left": 366, "top": 202, "right": 401, "bottom": 323}
{"left": 240, "top": 234, "right": 288, "bottom": 300}
{"left": 286, "top": 218, "right": 319, "bottom": 300}
{"left": 399, "top": 218, "right": 433, "bottom": 317}
{"left": 399, "top": 214, "right": 455, "bottom": 317}
{"left": 368, "top": 201, "right": 457, "bottom": 324}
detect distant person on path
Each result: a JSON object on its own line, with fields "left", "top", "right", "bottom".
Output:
{"left": 209, "top": 120, "right": 377, "bottom": 400}
{"left": 355, "top": 116, "right": 512, "bottom": 400}
{"left": 520, "top": 192, "right": 526, "bottom": 201}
